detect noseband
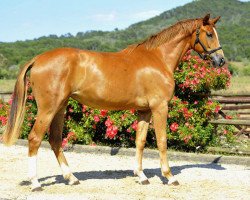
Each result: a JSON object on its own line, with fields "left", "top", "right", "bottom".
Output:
{"left": 194, "top": 28, "right": 222, "bottom": 60}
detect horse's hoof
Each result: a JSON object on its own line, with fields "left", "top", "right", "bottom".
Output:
{"left": 140, "top": 179, "right": 150, "bottom": 185}
{"left": 31, "top": 186, "right": 43, "bottom": 192}
{"left": 168, "top": 180, "right": 180, "bottom": 186}
{"left": 69, "top": 179, "right": 80, "bottom": 185}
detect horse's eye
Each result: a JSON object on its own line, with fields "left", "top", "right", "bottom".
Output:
{"left": 206, "top": 32, "right": 213, "bottom": 38}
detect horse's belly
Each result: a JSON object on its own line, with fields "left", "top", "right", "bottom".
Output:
{"left": 71, "top": 89, "right": 149, "bottom": 111}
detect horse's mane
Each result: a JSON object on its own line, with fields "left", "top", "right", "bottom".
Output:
{"left": 135, "top": 18, "right": 202, "bottom": 50}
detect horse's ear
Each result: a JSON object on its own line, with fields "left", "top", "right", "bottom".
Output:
{"left": 203, "top": 13, "right": 210, "bottom": 26}
{"left": 211, "top": 16, "right": 221, "bottom": 24}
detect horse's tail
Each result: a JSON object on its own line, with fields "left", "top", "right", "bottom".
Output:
{"left": 3, "top": 58, "right": 36, "bottom": 146}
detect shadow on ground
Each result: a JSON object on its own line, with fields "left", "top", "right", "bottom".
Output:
{"left": 20, "top": 158, "right": 226, "bottom": 187}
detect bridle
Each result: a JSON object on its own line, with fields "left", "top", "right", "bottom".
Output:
{"left": 194, "top": 28, "right": 222, "bottom": 60}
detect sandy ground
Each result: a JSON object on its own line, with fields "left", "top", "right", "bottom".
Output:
{"left": 0, "top": 144, "right": 249, "bottom": 200}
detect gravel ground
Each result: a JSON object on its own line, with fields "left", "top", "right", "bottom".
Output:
{"left": 0, "top": 144, "right": 249, "bottom": 200}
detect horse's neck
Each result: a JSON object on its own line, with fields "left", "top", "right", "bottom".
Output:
{"left": 158, "top": 34, "right": 192, "bottom": 73}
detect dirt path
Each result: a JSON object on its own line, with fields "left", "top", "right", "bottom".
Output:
{"left": 0, "top": 144, "right": 249, "bottom": 200}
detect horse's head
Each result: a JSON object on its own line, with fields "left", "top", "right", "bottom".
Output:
{"left": 191, "top": 14, "right": 225, "bottom": 67}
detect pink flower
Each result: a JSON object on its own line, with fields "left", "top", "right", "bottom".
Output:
{"left": 67, "top": 132, "right": 75, "bottom": 139}
{"left": 182, "top": 108, "right": 193, "bottom": 119}
{"left": 170, "top": 122, "right": 179, "bottom": 132}
{"left": 69, "top": 108, "right": 74, "bottom": 113}
{"left": 193, "top": 64, "right": 198, "bottom": 69}
{"left": 126, "top": 128, "right": 131, "bottom": 133}
{"left": 183, "top": 135, "right": 192, "bottom": 144}
{"left": 66, "top": 132, "right": 77, "bottom": 142}
{"left": 0, "top": 116, "right": 7, "bottom": 126}
{"left": 173, "top": 96, "right": 178, "bottom": 101}
{"left": 100, "top": 109, "right": 108, "bottom": 117}
{"left": 106, "top": 125, "right": 118, "bottom": 139}
{"left": 94, "top": 115, "right": 100, "bottom": 122}
{"left": 131, "top": 120, "right": 138, "bottom": 131}
{"left": 105, "top": 118, "right": 113, "bottom": 127}
{"left": 223, "top": 130, "right": 228, "bottom": 135}
{"left": 130, "top": 109, "right": 135, "bottom": 114}
{"left": 207, "top": 100, "right": 213, "bottom": 105}
{"left": 214, "top": 105, "right": 221, "bottom": 113}
{"left": 62, "top": 138, "right": 68, "bottom": 148}
{"left": 82, "top": 105, "right": 87, "bottom": 112}
{"left": 8, "top": 98, "right": 13, "bottom": 105}
{"left": 121, "top": 114, "right": 127, "bottom": 121}
{"left": 225, "top": 115, "right": 232, "bottom": 119}
{"left": 194, "top": 100, "right": 198, "bottom": 105}
{"left": 27, "top": 95, "right": 34, "bottom": 100}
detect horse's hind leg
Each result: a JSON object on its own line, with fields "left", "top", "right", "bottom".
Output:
{"left": 28, "top": 108, "right": 58, "bottom": 191}
{"left": 134, "top": 110, "right": 151, "bottom": 185}
{"left": 49, "top": 105, "right": 79, "bottom": 185}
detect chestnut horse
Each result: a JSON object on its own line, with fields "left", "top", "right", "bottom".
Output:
{"left": 3, "top": 14, "right": 225, "bottom": 191}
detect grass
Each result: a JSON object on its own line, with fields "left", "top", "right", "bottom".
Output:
{"left": 212, "top": 76, "right": 250, "bottom": 95}
{"left": 0, "top": 79, "right": 15, "bottom": 92}
{"left": 229, "top": 61, "right": 250, "bottom": 76}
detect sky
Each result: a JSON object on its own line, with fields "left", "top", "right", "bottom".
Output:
{"left": 0, "top": 0, "right": 194, "bottom": 42}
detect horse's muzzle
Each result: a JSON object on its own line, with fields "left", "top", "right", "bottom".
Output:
{"left": 211, "top": 53, "right": 225, "bottom": 67}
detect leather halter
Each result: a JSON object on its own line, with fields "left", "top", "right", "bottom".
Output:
{"left": 194, "top": 28, "right": 222, "bottom": 60}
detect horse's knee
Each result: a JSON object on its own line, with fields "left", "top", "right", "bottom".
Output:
{"left": 157, "top": 138, "right": 167, "bottom": 151}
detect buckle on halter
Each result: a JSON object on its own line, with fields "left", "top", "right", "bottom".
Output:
{"left": 196, "top": 29, "right": 200, "bottom": 35}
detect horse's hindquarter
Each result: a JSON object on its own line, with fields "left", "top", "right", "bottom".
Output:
{"left": 72, "top": 49, "right": 174, "bottom": 110}
{"left": 30, "top": 48, "right": 81, "bottom": 108}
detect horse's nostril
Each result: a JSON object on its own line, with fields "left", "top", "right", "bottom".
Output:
{"left": 220, "top": 58, "right": 225, "bottom": 66}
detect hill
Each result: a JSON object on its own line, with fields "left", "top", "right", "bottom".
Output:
{"left": 0, "top": 0, "right": 249, "bottom": 78}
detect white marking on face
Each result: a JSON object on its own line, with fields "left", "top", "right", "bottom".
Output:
{"left": 28, "top": 156, "right": 37, "bottom": 179}
{"left": 213, "top": 27, "right": 224, "bottom": 56}
{"left": 213, "top": 28, "right": 220, "bottom": 45}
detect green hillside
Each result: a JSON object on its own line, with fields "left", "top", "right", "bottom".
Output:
{"left": 0, "top": 0, "right": 249, "bottom": 79}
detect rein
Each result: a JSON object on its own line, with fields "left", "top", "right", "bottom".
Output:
{"left": 194, "top": 28, "right": 222, "bottom": 60}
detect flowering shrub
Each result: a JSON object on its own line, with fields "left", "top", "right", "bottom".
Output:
{"left": 176, "top": 52, "right": 231, "bottom": 95}
{"left": 0, "top": 50, "right": 234, "bottom": 151}
{"left": 167, "top": 96, "right": 220, "bottom": 150}
{"left": 0, "top": 100, "right": 8, "bottom": 127}
{"left": 63, "top": 99, "right": 140, "bottom": 147}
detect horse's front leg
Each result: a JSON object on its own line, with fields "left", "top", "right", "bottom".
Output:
{"left": 151, "top": 101, "right": 179, "bottom": 185}
{"left": 134, "top": 110, "right": 151, "bottom": 184}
